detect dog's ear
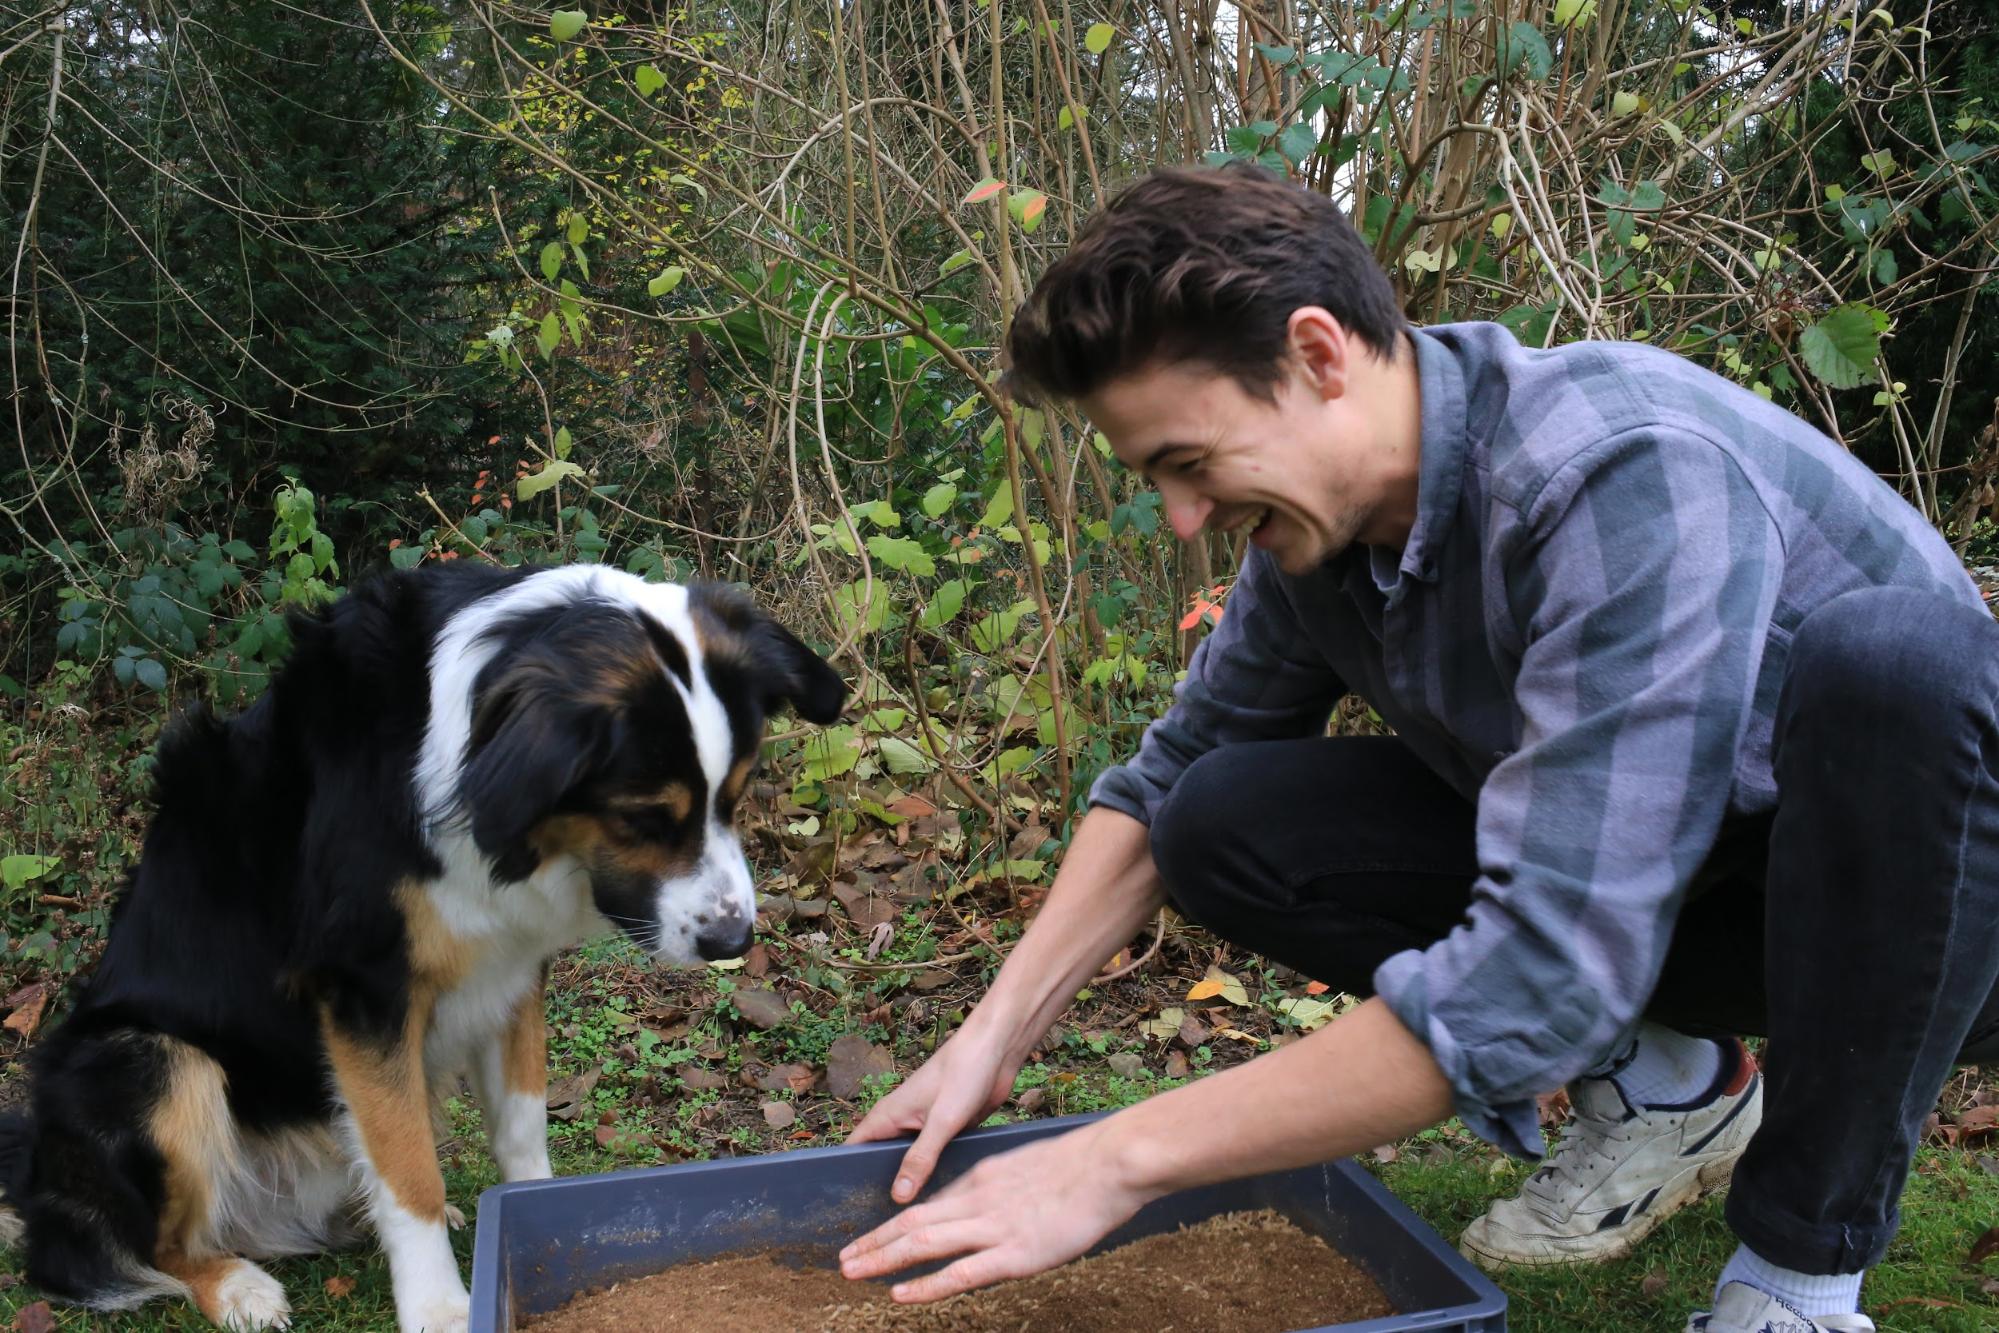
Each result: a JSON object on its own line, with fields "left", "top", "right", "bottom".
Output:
{"left": 460, "top": 652, "right": 610, "bottom": 881}
{"left": 747, "top": 614, "right": 846, "bottom": 723}
{"left": 690, "top": 583, "right": 845, "bottom": 723}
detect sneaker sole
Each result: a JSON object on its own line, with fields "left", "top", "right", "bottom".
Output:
{"left": 1458, "top": 1152, "right": 1743, "bottom": 1272}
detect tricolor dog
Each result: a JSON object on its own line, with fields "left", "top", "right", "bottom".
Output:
{"left": 0, "top": 564, "right": 844, "bottom": 1331}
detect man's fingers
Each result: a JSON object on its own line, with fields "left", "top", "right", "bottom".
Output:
{"left": 888, "top": 1115, "right": 961, "bottom": 1203}
{"left": 888, "top": 1248, "right": 1021, "bottom": 1305}
{"left": 840, "top": 1217, "right": 989, "bottom": 1282}
{"left": 846, "top": 1099, "right": 917, "bottom": 1145}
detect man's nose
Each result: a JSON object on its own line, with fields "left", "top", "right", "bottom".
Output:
{"left": 1162, "top": 489, "right": 1213, "bottom": 541}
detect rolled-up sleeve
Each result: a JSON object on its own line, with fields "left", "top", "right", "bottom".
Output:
{"left": 1089, "top": 548, "right": 1347, "bottom": 826}
{"left": 1373, "top": 430, "right": 1785, "bottom": 1157}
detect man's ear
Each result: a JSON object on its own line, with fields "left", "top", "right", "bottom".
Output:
{"left": 459, "top": 658, "right": 607, "bottom": 881}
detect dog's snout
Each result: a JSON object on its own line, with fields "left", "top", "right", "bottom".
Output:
{"left": 694, "top": 915, "right": 754, "bottom": 962}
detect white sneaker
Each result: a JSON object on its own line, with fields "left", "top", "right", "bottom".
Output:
{"left": 1687, "top": 1281, "right": 1875, "bottom": 1332}
{"left": 1459, "top": 1041, "right": 1762, "bottom": 1268}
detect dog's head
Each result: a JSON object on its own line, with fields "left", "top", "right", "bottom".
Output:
{"left": 453, "top": 577, "right": 842, "bottom": 963}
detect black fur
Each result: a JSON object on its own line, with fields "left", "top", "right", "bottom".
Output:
{"left": 0, "top": 563, "right": 842, "bottom": 1316}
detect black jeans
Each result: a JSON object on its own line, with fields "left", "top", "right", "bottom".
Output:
{"left": 1147, "top": 587, "right": 1999, "bottom": 1275}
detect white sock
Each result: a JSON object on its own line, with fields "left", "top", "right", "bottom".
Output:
{"left": 1718, "top": 1244, "right": 1864, "bottom": 1319}
{"left": 1602, "top": 1022, "right": 1727, "bottom": 1109}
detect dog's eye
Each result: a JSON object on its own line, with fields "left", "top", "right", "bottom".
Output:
{"left": 611, "top": 809, "right": 681, "bottom": 843}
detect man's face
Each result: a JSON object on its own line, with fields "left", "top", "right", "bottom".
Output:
{"left": 1079, "top": 358, "right": 1372, "bottom": 576}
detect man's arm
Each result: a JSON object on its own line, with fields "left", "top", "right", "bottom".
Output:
{"left": 846, "top": 807, "right": 1164, "bottom": 1200}
{"left": 840, "top": 996, "right": 1454, "bottom": 1302}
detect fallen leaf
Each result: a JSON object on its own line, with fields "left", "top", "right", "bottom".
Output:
{"left": 1538, "top": 1088, "right": 1573, "bottom": 1127}
{"left": 731, "top": 986, "right": 792, "bottom": 1031}
{"left": 886, "top": 794, "right": 938, "bottom": 819}
{"left": 1982, "top": 1276, "right": 1999, "bottom": 1297}
{"left": 12, "top": 1301, "right": 55, "bottom": 1333}
{"left": 1186, "top": 978, "right": 1226, "bottom": 1002}
{"left": 324, "top": 1275, "right": 357, "bottom": 1299}
{"left": 1957, "top": 1105, "right": 1999, "bottom": 1135}
{"left": 1015, "top": 1086, "right": 1047, "bottom": 1112}
{"left": 826, "top": 1034, "right": 893, "bottom": 1100}
{"left": 752, "top": 1062, "right": 816, "bottom": 1094}
{"left": 1304, "top": 980, "right": 1331, "bottom": 995}
{"left": 744, "top": 942, "right": 770, "bottom": 978}
{"left": 678, "top": 1065, "right": 728, "bottom": 1091}
{"left": 1185, "top": 965, "right": 1248, "bottom": 1006}
{"left": 1371, "top": 1143, "right": 1400, "bottom": 1164}
{"left": 1969, "top": 1224, "right": 1999, "bottom": 1266}
{"left": 1209, "top": 1026, "right": 1262, "bottom": 1044}
{"left": 1877, "top": 1296, "right": 1961, "bottom": 1312}
{"left": 1107, "top": 1052, "right": 1145, "bottom": 1079}
{"left": 1640, "top": 1267, "right": 1669, "bottom": 1298}
{"left": 1176, "top": 1014, "right": 1210, "bottom": 1048}
{"left": 1139, "top": 1006, "right": 1185, "bottom": 1042}
{"left": 831, "top": 881, "right": 898, "bottom": 929}
{"left": 865, "top": 921, "right": 894, "bottom": 961}
{"left": 761, "top": 1101, "right": 797, "bottom": 1129}
{"left": 594, "top": 1122, "right": 648, "bottom": 1154}
{"left": 3, "top": 983, "right": 49, "bottom": 1041}
{"left": 1164, "top": 1050, "right": 1191, "bottom": 1079}
{"left": 545, "top": 1067, "right": 603, "bottom": 1122}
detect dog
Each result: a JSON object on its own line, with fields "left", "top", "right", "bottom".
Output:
{"left": 0, "top": 562, "right": 844, "bottom": 1332}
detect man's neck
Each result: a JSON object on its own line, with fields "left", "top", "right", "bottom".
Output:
{"left": 1351, "top": 330, "right": 1425, "bottom": 551}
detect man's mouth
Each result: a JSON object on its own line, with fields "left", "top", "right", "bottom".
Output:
{"left": 1220, "top": 506, "right": 1271, "bottom": 537}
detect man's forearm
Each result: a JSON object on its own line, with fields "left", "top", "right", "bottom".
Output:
{"left": 964, "top": 806, "right": 1167, "bottom": 1061}
{"left": 1098, "top": 996, "right": 1455, "bottom": 1200}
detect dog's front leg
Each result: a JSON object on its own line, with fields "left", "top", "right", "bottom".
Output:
{"left": 324, "top": 1005, "right": 468, "bottom": 1333}
{"left": 470, "top": 967, "right": 554, "bottom": 1182}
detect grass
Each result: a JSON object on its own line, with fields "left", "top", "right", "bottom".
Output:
{"left": 7, "top": 702, "right": 1999, "bottom": 1330}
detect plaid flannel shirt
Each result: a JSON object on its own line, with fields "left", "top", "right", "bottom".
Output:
{"left": 1089, "top": 321, "right": 1982, "bottom": 1156}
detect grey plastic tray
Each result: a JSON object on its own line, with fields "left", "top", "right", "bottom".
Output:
{"left": 469, "top": 1111, "right": 1507, "bottom": 1331}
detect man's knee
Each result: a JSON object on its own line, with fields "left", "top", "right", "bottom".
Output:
{"left": 1782, "top": 586, "right": 1999, "bottom": 740}
{"left": 1148, "top": 747, "right": 1269, "bottom": 926}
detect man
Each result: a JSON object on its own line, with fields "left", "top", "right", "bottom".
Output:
{"left": 839, "top": 162, "right": 1999, "bottom": 1333}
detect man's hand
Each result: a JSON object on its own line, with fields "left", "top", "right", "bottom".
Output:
{"left": 845, "top": 1025, "right": 1020, "bottom": 1204}
{"left": 838, "top": 1120, "right": 1145, "bottom": 1303}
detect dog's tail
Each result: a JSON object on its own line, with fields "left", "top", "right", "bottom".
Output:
{"left": 0, "top": 1105, "right": 32, "bottom": 1249}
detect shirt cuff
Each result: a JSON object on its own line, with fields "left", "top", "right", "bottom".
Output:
{"left": 1374, "top": 948, "right": 1546, "bottom": 1160}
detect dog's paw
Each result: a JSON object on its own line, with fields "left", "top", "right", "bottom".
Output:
{"left": 442, "top": 1202, "right": 466, "bottom": 1231}
{"left": 214, "top": 1260, "right": 292, "bottom": 1331}
{"left": 401, "top": 1292, "right": 470, "bottom": 1333}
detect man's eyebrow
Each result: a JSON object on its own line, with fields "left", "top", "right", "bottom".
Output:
{"left": 1133, "top": 440, "right": 1199, "bottom": 476}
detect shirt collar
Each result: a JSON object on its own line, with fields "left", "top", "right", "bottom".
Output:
{"left": 1391, "top": 325, "right": 1471, "bottom": 585}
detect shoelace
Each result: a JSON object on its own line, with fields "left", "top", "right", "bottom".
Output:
{"left": 1523, "top": 1101, "right": 1635, "bottom": 1204}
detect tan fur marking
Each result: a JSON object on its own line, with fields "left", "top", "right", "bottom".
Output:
{"left": 722, "top": 756, "right": 754, "bottom": 808}
{"left": 147, "top": 1039, "right": 239, "bottom": 1262}
{"left": 585, "top": 637, "right": 664, "bottom": 707}
{"left": 322, "top": 1001, "right": 446, "bottom": 1222}
{"left": 395, "top": 882, "right": 478, "bottom": 990}
{"left": 158, "top": 1252, "right": 255, "bottom": 1325}
{"left": 607, "top": 782, "right": 694, "bottom": 821}
{"left": 501, "top": 968, "right": 549, "bottom": 1099}
{"left": 535, "top": 812, "right": 698, "bottom": 882}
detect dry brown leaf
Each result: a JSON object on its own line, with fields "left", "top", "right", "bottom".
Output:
{"left": 1969, "top": 1224, "right": 1999, "bottom": 1267}
{"left": 1370, "top": 1143, "right": 1400, "bottom": 1164}
{"left": 1877, "top": 1296, "right": 1961, "bottom": 1312}
{"left": 1640, "top": 1267, "right": 1670, "bottom": 1298}
{"left": 761, "top": 1101, "right": 797, "bottom": 1130}
{"left": 826, "top": 1034, "right": 893, "bottom": 1100}
{"left": 3, "top": 983, "right": 49, "bottom": 1042}
{"left": 12, "top": 1301, "right": 55, "bottom": 1333}
{"left": 324, "top": 1275, "right": 357, "bottom": 1299}
{"left": 743, "top": 942, "right": 770, "bottom": 978}
{"left": 1957, "top": 1104, "right": 1999, "bottom": 1135}
{"left": 1163, "top": 1050, "right": 1191, "bottom": 1080}
{"left": 544, "top": 1067, "right": 602, "bottom": 1122}
{"left": 678, "top": 1065, "right": 728, "bottom": 1091}
{"left": 731, "top": 986, "right": 791, "bottom": 1031}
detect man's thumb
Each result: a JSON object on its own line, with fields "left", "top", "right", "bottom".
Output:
{"left": 891, "top": 1122, "right": 949, "bottom": 1204}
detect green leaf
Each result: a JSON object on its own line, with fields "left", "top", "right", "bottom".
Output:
{"left": 852, "top": 499, "right": 902, "bottom": 529}
{"left": 635, "top": 64, "right": 666, "bottom": 97}
{"left": 1611, "top": 90, "right": 1640, "bottom": 117}
{"left": 1874, "top": 249, "right": 1898, "bottom": 285}
{"left": 878, "top": 736, "right": 934, "bottom": 776}
{"left": 2, "top": 854, "right": 60, "bottom": 890}
{"left": 1499, "top": 22, "right": 1553, "bottom": 80}
{"left": 550, "top": 9, "right": 587, "bottom": 41}
{"left": 979, "top": 485, "right": 1014, "bottom": 530}
{"left": 1799, "top": 304, "right": 1885, "bottom": 389}
{"left": 1278, "top": 121, "right": 1318, "bottom": 167}
{"left": 921, "top": 482, "right": 958, "bottom": 518}
{"left": 135, "top": 657, "right": 168, "bottom": 691}
{"left": 865, "top": 534, "right": 937, "bottom": 576}
{"left": 1859, "top": 150, "right": 1896, "bottom": 178}
{"left": 539, "top": 242, "right": 563, "bottom": 281}
{"left": 963, "top": 177, "right": 1006, "bottom": 205}
{"left": 801, "top": 726, "right": 862, "bottom": 782}
{"left": 939, "top": 248, "right": 975, "bottom": 277}
{"left": 536, "top": 312, "right": 560, "bottom": 358}
{"left": 1084, "top": 22, "right": 1115, "bottom": 54}
{"left": 919, "top": 578, "right": 974, "bottom": 629}
{"left": 566, "top": 213, "right": 588, "bottom": 245}
{"left": 568, "top": 242, "right": 590, "bottom": 282}
{"left": 554, "top": 425, "right": 573, "bottom": 459}
{"left": 648, "top": 265, "right": 685, "bottom": 297}
{"left": 518, "top": 458, "right": 585, "bottom": 500}
{"left": 1552, "top": 0, "right": 1596, "bottom": 26}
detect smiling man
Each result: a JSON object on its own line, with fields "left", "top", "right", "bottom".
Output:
{"left": 841, "top": 162, "right": 1999, "bottom": 1333}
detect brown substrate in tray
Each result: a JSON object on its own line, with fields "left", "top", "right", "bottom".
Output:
{"left": 525, "top": 1207, "right": 1395, "bottom": 1332}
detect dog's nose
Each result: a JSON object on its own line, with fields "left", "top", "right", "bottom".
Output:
{"left": 694, "top": 918, "right": 754, "bottom": 962}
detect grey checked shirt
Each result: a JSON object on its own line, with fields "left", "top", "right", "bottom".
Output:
{"left": 1089, "top": 321, "right": 1983, "bottom": 1156}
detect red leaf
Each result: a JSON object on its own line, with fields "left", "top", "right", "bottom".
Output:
{"left": 11, "top": 1302, "right": 55, "bottom": 1333}
{"left": 1021, "top": 194, "right": 1049, "bottom": 225}
{"left": 1304, "top": 980, "right": 1331, "bottom": 995}
{"left": 324, "top": 1275, "right": 357, "bottom": 1299}
{"left": 963, "top": 177, "right": 1006, "bottom": 205}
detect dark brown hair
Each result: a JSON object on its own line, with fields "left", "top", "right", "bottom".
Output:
{"left": 1003, "top": 161, "right": 1405, "bottom": 405}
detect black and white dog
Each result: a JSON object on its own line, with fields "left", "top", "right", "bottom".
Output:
{"left": 0, "top": 563, "right": 844, "bottom": 1331}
